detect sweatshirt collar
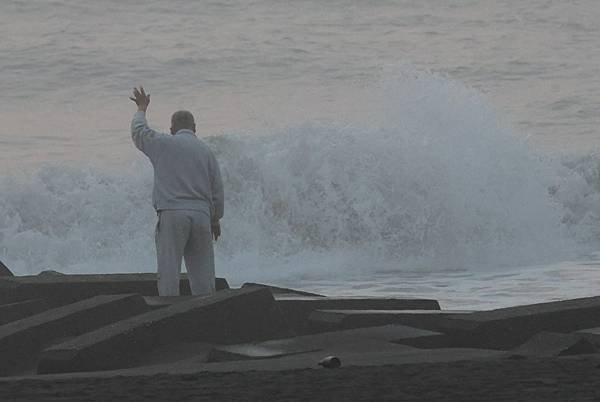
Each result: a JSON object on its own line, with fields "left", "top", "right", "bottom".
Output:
{"left": 174, "top": 129, "right": 196, "bottom": 136}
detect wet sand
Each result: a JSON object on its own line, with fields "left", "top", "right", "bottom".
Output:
{"left": 2, "top": 356, "right": 600, "bottom": 401}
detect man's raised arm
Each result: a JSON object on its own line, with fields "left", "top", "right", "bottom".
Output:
{"left": 130, "top": 86, "right": 165, "bottom": 158}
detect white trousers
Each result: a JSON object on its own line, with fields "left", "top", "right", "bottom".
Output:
{"left": 155, "top": 210, "right": 215, "bottom": 296}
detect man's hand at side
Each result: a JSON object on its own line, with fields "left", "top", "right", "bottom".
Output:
{"left": 130, "top": 86, "right": 150, "bottom": 112}
{"left": 212, "top": 220, "right": 221, "bottom": 241}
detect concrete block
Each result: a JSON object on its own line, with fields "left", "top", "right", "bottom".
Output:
{"left": 439, "top": 295, "right": 600, "bottom": 349}
{"left": 309, "top": 309, "right": 472, "bottom": 332}
{"left": 0, "top": 294, "right": 148, "bottom": 376}
{"left": 134, "top": 341, "right": 215, "bottom": 367}
{"left": 0, "top": 273, "right": 229, "bottom": 304}
{"left": 511, "top": 331, "right": 597, "bottom": 357}
{"left": 0, "top": 299, "right": 61, "bottom": 325}
{"left": 275, "top": 295, "right": 440, "bottom": 333}
{"left": 392, "top": 333, "right": 452, "bottom": 349}
{"left": 0, "top": 260, "right": 12, "bottom": 277}
{"left": 242, "top": 283, "right": 325, "bottom": 297}
{"left": 37, "top": 287, "right": 291, "bottom": 374}
{"left": 207, "top": 324, "right": 441, "bottom": 362}
{"left": 142, "top": 296, "right": 195, "bottom": 309}
{"left": 575, "top": 327, "right": 600, "bottom": 348}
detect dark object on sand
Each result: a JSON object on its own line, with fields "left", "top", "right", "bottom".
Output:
{"left": 0, "top": 260, "right": 13, "bottom": 277}
{"left": 318, "top": 356, "right": 341, "bottom": 369}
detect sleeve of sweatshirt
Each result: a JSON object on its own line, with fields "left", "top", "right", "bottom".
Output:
{"left": 210, "top": 152, "right": 225, "bottom": 221}
{"left": 131, "top": 111, "right": 167, "bottom": 159}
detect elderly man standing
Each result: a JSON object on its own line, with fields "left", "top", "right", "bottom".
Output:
{"left": 130, "top": 86, "right": 224, "bottom": 296}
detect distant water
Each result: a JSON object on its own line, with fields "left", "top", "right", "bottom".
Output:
{"left": 1, "top": 1, "right": 600, "bottom": 309}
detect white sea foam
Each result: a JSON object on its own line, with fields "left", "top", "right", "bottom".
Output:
{"left": 0, "top": 71, "right": 591, "bottom": 283}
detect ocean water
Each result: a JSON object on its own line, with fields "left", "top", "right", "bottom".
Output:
{"left": 1, "top": 0, "right": 600, "bottom": 309}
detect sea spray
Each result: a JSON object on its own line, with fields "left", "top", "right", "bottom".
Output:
{"left": 0, "top": 71, "right": 585, "bottom": 281}
{"left": 0, "top": 165, "right": 157, "bottom": 275}
{"left": 215, "top": 70, "right": 575, "bottom": 279}
{"left": 552, "top": 153, "right": 600, "bottom": 247}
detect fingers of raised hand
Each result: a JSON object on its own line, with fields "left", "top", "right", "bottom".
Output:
{"left": 131, "top": 87, "right": 150, "bottom": 108}
{"left": 134, "top": 87, "right": 149, "bottom": 100}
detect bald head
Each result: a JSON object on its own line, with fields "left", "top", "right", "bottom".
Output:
{"left": 170, "top": 110, "right": 196, "bottom": 135}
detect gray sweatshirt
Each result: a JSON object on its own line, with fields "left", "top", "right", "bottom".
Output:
{"left": 131, "top": 111, "right": 224, "bottom": 220}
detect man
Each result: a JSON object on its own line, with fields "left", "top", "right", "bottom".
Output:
{"left": 130, "top": 86, "right": 224, "bottom": 296}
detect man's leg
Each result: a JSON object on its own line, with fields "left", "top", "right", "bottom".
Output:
{"left": 155, "top": 210, "right": 191, "bottom": 296}
{"left": 183, "top": 211, "right": 215, "bottom": 296}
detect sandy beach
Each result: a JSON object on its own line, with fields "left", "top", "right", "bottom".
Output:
{"left": 2, "top": 356, "right": 600, "bottom": 401}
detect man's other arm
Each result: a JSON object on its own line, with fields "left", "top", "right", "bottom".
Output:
{"left": 210, "top": 152, "right": 225, "bottom": 221}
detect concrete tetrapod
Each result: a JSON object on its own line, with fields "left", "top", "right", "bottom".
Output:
{"left": 38, "top": 287, "right": 291, "bottom": 374}
{"left": 0, "top": 299, "right": 62, "bottom": 325}
{"left": 309, "top": 309, "right": 472, "bottom": 332}
{"left": 0, "top": 294, "right": 148, "bottom": 376}
{"left": 274, "top": 295, "right": 441, "bottom": 333}
{"left": 511, "top": 331, "right": 597, "bottom": 357}
{"left": 241, "top": 283, "right": 325, "bottom": 297}
{"left": 439, "top": 295, "right": 600, "bottom": 349}
{"left": 0, "top": 260, "right": 12, "bottom": 277}
{"left": 575, "top": 327, "right": 600, "bottom": 348}
{"left": 0, "top": 273, "right": 230, "bottom": 304}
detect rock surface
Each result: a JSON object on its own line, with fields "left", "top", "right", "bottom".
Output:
{"left": 242, "top": 282, "right": 325, "bottom": 297}
{"left": 0, "top": 260, "right": 12, "bottom": 277}
{"left": 0, "top": 273, "right": 229, "bottom": 304}
{"left": 0, "top": 294, "right": 148, "bottom": 376}
{"left": 439, "top": 295, "right": 600, "bottom": 349}
{"left": 511, "top": 331, "right": 597, "bottom": 357}
{"left": 38, "top": 287, "right": 291, "bottom": 374}
{"left": 0, "top": 299, "right": 61, "bottom": 325}
{"left": 275, "top": 295, "right": 441, "bottom": 333}
{"left": 309, "top": 309, "right": 471, "bottom": 332}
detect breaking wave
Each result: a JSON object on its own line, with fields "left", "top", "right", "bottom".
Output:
{"left": 0, "top": 71, "right": 596, "bottom": 282}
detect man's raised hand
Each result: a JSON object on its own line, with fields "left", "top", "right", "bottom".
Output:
{"left": 129, "top": 86, "right": 150, "bottom": 112}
